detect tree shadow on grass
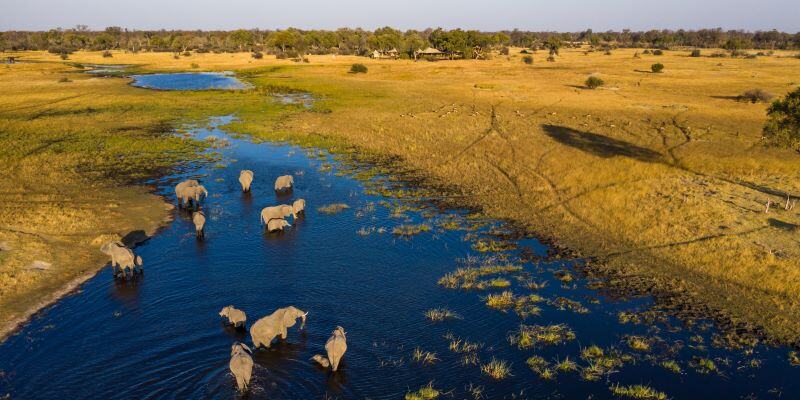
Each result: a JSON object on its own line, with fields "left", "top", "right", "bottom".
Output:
{"left": 542, "top": 124, "right": 664, "bottom": 163}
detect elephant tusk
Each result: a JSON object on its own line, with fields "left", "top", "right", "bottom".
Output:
{"left": 303, "top": 311, "right": 309, "bottom": 317}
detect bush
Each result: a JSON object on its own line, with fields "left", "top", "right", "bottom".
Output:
{"left": 653, "top": 49, "right": 664, "bottom": 55}
{"left": 546, "top": 55, "right": 556, "bottom": 62}
{"left": 251, "top": 51, "right": 263, "bottom": 59}
{"left": 763, "top": 88, "right": 800, "bottom": 151}
{"left": 190, "top": 62, "right": 199, "bottom": 69}
{"left": 691, "top": 49, "right": 701, "bottom": 57}
{"left": 522, "top": 55, "right": 533, "bottom": 64}
{"left": 182, "top": 51, "right": 191, "bottom": 57}
{"left": 60, "top": 53, "right": 69, "bottom": 60}
{"left": 633, "top": 52, "right": 641, "bottom": 58}
{"left": 642, "top": 49, "right": 652, "bottom": 55}
{"left": 500, "top": 47, "right": 510, "bottom": 55}
{"left": 350, "top": 63, "right": 368, "bottom": 73}
{"left": 710, "top": 52, "right": 727, "bottom": 58}
{"left": 102, "top": 50, "right": 113, "bottom": 58}
{"left": 604, "top": 49, "right": 612, "bottom": 55}
{"left": 739, "top": 89, "right": 774, "bottom": 103}
{"left": 651, "top": 63, "right": 664, "bottom": 73}
{"left": 585, "top": 76, "right": 605, "bottom": 89}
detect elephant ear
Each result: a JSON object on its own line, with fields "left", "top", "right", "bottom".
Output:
{"left": 240, "top": 343, "right": 252, "bottom": 354}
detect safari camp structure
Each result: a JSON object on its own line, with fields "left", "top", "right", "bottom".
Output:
{"left": 370, "top": 48, "right": 400, "bottom": 59}
{"left": 414, "top": 47, "right": 463, "bottom": 61}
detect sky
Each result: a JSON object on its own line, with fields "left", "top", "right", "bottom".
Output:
{"left": 1, "top": 0, "right": 798, "bottom": 32}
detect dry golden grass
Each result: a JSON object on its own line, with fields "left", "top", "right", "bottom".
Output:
{"left": 4, "top": 48, "right": 800, "bottom": 344}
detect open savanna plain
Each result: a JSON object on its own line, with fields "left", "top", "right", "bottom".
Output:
{"left": 3, "top": 48, "right": 800, "bottom": 345}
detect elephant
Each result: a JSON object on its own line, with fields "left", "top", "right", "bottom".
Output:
{"left": 274, "top": 175, "right": 294, "bottom": 192}
{"left": 311, "top": 354, "right": 330, "bottom": 368}
{"left": 219, "top": 306, "right": 247, "bottom": 328}
{"left": 239, "top": 170, "right": 254, "bottom": 192}
{"left": 192, "top": 211, "right": 206, "bottom": 237}
{"left": 229, "top": 342, "right": 254, "bottom": 392}
{"left": 250, "top": 306, "right": 308, "bottom": 349}
{"left": 260, "top": 205, "right": 293, "bottom": 225}
{"left": 100, "top": 241, "right": 142, "bottom": 279}
{"left": 292, "top": 199, "right": 306, "bottom": 218}
{"left": 176, "top": 184, "right": 208, "bottom": 210}
{"left": 325, "top": 326, "right": 347, "bottom": 371}
{"left": 174, "top": 179, "right": 199, "bottom": 206}
{"left": 267, "top": 218, "right": 291, "bottom": 232}
{"left": 311, "top": 326, "right": 347, "bottom": 372}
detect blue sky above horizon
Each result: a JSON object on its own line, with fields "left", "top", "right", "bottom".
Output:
{"left": 1, "top": 0, "right": 798, "bottom": 32}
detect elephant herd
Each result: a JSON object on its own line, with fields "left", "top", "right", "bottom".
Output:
{"left": 99, "top": 169, "right": 347, "bottom": 392}
{"left": 220, "top": 305, "right": 348, "bottom": 391}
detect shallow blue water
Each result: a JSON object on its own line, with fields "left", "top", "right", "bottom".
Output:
{"left": 0, "top": 116, "right": 798, "bottom": 399}
{"left": 130, "top": 73, "right": 248, "bottom": 90}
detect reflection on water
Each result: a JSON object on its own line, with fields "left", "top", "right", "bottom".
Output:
{"left": 0, "top": 116, "right": 798, "bottom": 399}
{"left": 130, "top": 72, "right": 249, "bottom": 90}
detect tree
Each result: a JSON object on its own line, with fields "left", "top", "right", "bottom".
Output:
{"left": 229, "top": 29, "right": 254, "bottom": 51}
{"left": 545, "top": 36, "right": 562, "bottom": 55}
{"left": 763, "top": 87, "right": 800, "bottom": 151}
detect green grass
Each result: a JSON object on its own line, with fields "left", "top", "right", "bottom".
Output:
{"left": 405, "top": 383, "right": 440, "bottom": 400}
{"left": 510, "top": 324, "right": 576, "bottom": 349}
{"left": 317, "top": 203, "right": 350, "bottom": 214}
{"left": 610, "top": 384, "right": 667, "bottom": 400}
{"left": 481, "top": 357, "right": 512, "bottom": 379}
{"left": 424, "top": 307, "right": 461, "bottom": 322}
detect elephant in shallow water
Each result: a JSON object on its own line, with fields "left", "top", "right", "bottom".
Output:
{"left": 274, "top": 175, "right": 294, "bottom": 192}
{"left": 219, "top": 305, "right": 247, "bottom": 328}
{"left": 260, "top": 205, "right": 293, "bottom": 225}
{"left": 292, "top": 199, "right": 306, "bottom": 218}
{"left": 100, "top": 241, "right": 142, "bottom": 279}
{"left": 239, "top": 170, "right": 254, "bottom": 192}
{"left": 176, "top": 184, "right": 208, "bottom": 210}
{"left": 267, "top": 218, "right": 291, "bottom": 232}
{"left": 250, "top": 306, "right": 307, "bottom": 349}
{"left": 192, "top": 211, "right": 206, "bottom": 237}
{"left": 229, "top": 342, "right": 254, "bottom": 392}
{"left": 175, "top": 179, "right": 199, "bottom": 206}
{"left": 312, "top": 326, "right": 347, "bottom": 372}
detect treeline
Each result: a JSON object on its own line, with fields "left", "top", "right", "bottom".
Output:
{"left": 2, "top": 26, "right": 799, "bottom": 58}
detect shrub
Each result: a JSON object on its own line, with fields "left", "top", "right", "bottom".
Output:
{"left": 102, "top": 50, "right": 113, "bottom": 58}
{"left": 251, "top": 51, "right": 263, "bottom": 59}
{"left": 182, "top": 51, "right": 191, "bottom": 57}
{"left": 738, "top": 88, "right": 774, "bottom": 103}
{"left": 58, "top": 77, "right": 71, "bottom": 83}
{"left": 60, "top": 53, "right": 69, "bottom": 60}
{"left": 500, "top": 46, "right": 510, "bottom": 55}
{"left": 691, "top": 49, "right": 701, "bottom": 57}
{"left": 522, "top": 55, "right": 533, "bottom": 64}
{"left": 604, "top": 49, "right": 612, "bottom": 55}
{"left": 642, "top": 49, "right": 652, "bottom": 55}
{"left": 190, "top": 63, "right": 199, "bottom": 69}
{"left": 350, "top": 63, "right": 368, "bottom": 73}
{"left": 585, "top": 76, "right": 605, "bottom": 89}
{"left": 710, "top": 52, "right": 727, "bottom": 58}
{"left": 651, "top": 63, "right": 664, "bottom": 73}
{"left": 546, "top": 55, "right": 555, "bottom": 62}
{"left": 633, "top": 52, "right": 640, "bottom": 58}
{"left": 653, "top": 49, "right": 664, "bottom": 55}
{"left": 763, "top": 87, "right": 800, "bottom": 151}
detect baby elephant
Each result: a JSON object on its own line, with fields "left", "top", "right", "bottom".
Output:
{"left": 192, "top": 211, "right": 206, "bottom": 238}
{"left": 239, "top": 170, "right": 254, "bottom": 192}
{"left": 292, "top": 199, "right": 306, "bottom": 218}
{"left": 274, "top": 175, "right": 294, "bottom": 192}
{"left": 312, "top": 326, "right": 347, "bottom": 372}
{"left": 267, "top": 218, "right": 291, "bottom": 232}
{"left": 229, "top": 342, "right": 254, "bottom": 392}
{"left": 219, "top": 306, "right": 247, "bottom": 328}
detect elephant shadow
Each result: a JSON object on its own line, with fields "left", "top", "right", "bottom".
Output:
{"left": 120, "top": 230, "right": 148, "bottom": 247}
{"left": 325, "top": 365, "right": 348, "bottom": 391}
{"left": 274, "top": 189, "right": 293, "bottom": 203}
{"left": 220, "top": 324, "right": 248, "bottom": 340}
{"left": 251, "top": 339, "right": 307, "bottom": 368}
